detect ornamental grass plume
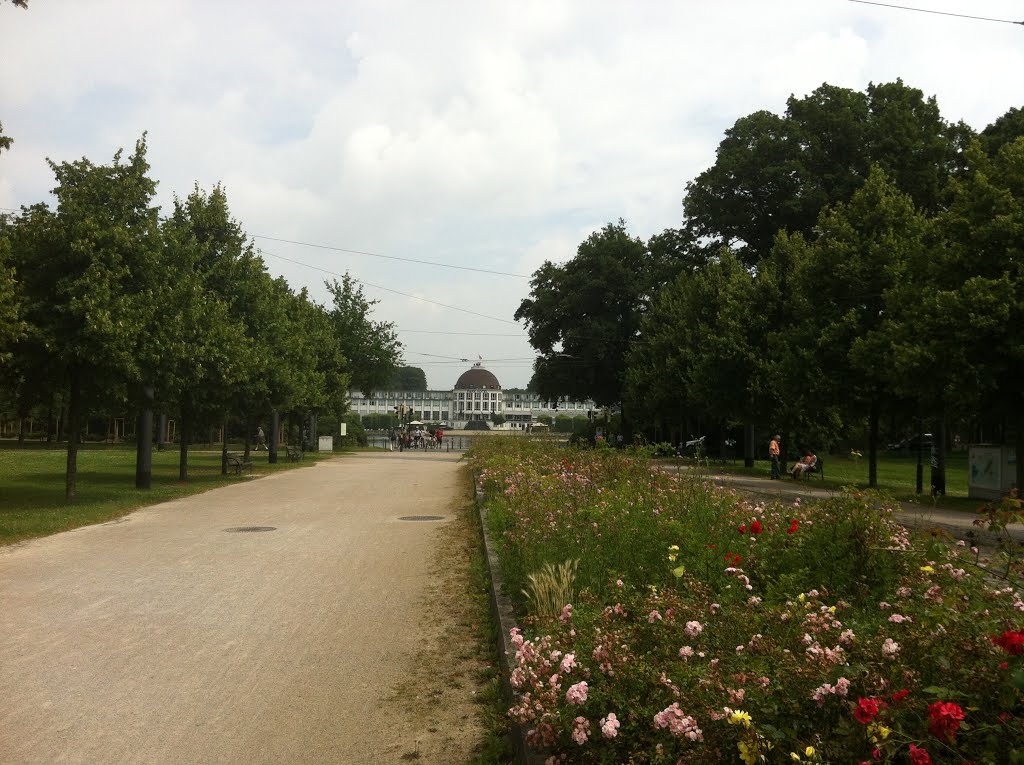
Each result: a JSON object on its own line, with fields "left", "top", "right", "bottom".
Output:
{"left": 523, "top": 559, "right": 579, "bottom": 621}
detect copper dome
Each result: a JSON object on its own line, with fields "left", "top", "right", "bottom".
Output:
{"left": 454, "top": 364, "right": 501, "bottom": 390}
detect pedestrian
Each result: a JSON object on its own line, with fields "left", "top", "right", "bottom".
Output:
{"left": 769, "top": 434, "right": 781, "bottom": 479}
{"left": 256, "top": 426, "right": 267, "bottom": 451}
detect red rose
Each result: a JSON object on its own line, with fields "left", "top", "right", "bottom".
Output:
{"left": 738, "top": 524, "right": 747, "bottom": 534}
{"left": 787, "top": 519, "right": 799, "bottom": 534}
{"left": 891, "top": 689, "right": 909, "bottom": 703}
{"left": 853, "top": 697, "right": 883, "bottom": 724}
{"left": 909, "top": 744, "right": 933, "bottom": 765}
{"left": 992, "top": 629, "right": 1024, "bottom": 655}
{"left": 751, "top": 520, "right": 763, "bottom": 534}
{"left": 927, "top": 700, "right": 965, "bottom": 741}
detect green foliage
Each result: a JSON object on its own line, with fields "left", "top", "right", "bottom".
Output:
{"left": 0, "top": 232, "right": 24, "bottom": 362}
{"left": 0, "top": 119, "right": 12, "bottom": 155}
{"left": 361, "top": 412, "right": 398, "bottom": 430}
{"left": 326, "top": 273, "right": 401, "bottom": 394}
{"left": 683, "top": 80, "right": 968, "bottom": 267}
{"left": 516, "top": 219, "right": 684, "bottom": 410}
{"left": 388, "top": 365, "right": 427, "bottom": 391}
{"left": 337, "top": 411, "right": 367, "bottom": 448}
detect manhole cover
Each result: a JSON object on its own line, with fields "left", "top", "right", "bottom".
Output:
{"left": 224, "top": 526, "right": 277, "bottom": 533}
{"left": 398, "top": 515, "right": 445, "bottom": 522}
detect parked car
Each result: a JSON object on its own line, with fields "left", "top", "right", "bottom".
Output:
{"left": 886, "top": 434, "right": 933, "bottom": 452}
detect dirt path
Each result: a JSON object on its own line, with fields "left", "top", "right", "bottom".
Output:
{"left": 0, "top": 451, "right": 489, "bottom": 765}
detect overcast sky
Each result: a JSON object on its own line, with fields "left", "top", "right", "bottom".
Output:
{"left": 1, "top": 1, "right": 1021, "bottom": 390}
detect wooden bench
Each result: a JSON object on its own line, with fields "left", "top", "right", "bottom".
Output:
{"left": 226, "top": 452, "right": 253, "bottom": 475}
{"left": 286, "top": 445, "right": 303, "bottom": 462}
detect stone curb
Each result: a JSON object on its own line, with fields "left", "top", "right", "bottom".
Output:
{"left": 473, "top": 478, "right": 544, "bottom": 765}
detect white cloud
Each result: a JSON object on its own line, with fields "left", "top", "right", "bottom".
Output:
{"left": 2, "top": 0, "right": 1022, "bottom": 388}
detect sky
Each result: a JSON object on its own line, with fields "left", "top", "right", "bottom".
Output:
{"left": 1, "top": 0, "right": 1022, "bottom": 390}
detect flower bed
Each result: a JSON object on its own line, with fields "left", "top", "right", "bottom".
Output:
{"left": 470, "top": 439, "right": 1024, "bottom": 765}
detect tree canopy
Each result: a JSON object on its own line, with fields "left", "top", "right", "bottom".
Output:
{"left": 388, "top": 366, "right": 427, "bottom": 391}
{"left": 516, "top": 220, "right": 686, "bottom": 411}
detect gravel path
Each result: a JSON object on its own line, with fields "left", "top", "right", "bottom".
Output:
{"left": 0, "top": 451, "right": 476, "bottom": 765}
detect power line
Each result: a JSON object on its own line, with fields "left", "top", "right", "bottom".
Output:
{"left": 847, "top": 0, "right": 1023, "bottom": 25}
{"left": 404, "top": 351, "right": 539, "bottom": 362}
{"left": 253, "top": 234, "right": 529, "bottom": 278}
{"left": 258, "top": 248, "right": 520, "bottom": 325}
{"left": 397, "top": 329, "right": 529, "bottom": 338}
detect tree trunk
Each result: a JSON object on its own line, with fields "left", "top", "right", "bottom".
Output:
{"left": 868, "top": 396, "right": 880, "bottom": 488}
{"left": 65, "top": 376, "right": 82, "bottom": 503}
{"left": 1015, "top": 414, "right": 1024, "bottom": 500}
{"left": 178, "top": 409, "right": 189, "bottom": 482}
{"left": 221, "top": 415, "right": 229, "bottom": 475}
{"left": 136, "top": 407, "right": 153, "bottom": 490}
{"left": 269, "top": 410, "right": 279, "bottom": 465}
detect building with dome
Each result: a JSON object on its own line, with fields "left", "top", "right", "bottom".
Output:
{"left": 346, "top": 362, "right": 596, "bottom": 429}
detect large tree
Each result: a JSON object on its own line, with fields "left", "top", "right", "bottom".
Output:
{"left": 325, "top": 273, "right": 401, "bottom": 394}
{"left": 388, "top": 366, "right": 427, "bottom": 391}
{"left": 6, "top": 138, "right": 163, "bottom": 500}
{"left": 159, "top": 186, "right": 257, "bottom": 480}
{"left": 626, "top": 250, "right": 762, "bottom": 445}
{"left": 893, "top": 139, "right": 1024, "bottom": 491}
{"left": 516, "top": 220, "right": 686, "bottom": 430}
{"left": 682, "top": 80, "right": 970, "bottom": 267}
{"left": 788, "top": 167, "right": 929, "bottom": 486}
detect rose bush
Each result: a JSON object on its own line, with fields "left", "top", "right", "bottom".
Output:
{"left": 471, "top": 439, "right": 1024, "bottom": 764}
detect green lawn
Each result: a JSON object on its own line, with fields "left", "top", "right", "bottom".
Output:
{"left": 0, "top": 443, "right": 330, "bottom": 545}
{"left": 710, "top": 451, "right": 983, "bottom": 512}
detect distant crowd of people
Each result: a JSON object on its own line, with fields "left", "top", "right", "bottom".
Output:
{"left": 388, "top": 427, "right": 443, "bottom": 451}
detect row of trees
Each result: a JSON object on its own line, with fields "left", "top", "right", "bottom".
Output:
{"left": 516, "top": 80, "right": 1023, "bottom": 489}
{"left": 0, "top": 137, "right": 401, "bottom": 500}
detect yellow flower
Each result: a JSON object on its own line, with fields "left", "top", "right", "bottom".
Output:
{"left": 805, "top": 746, "right": 816, "bottom": 757}
{"left": 729, "top": 710, "right": 753, "bottom": 728}
{"left": 668, "top": 554, "right": 677, "bottom": 562}
{"left": 827, "top": 606, "right": 836, "bottom": 614}
{"left": 868, "top": 723, "right": 891, "bottom": 744}
{"left": 920, "top": 565, "right": 935, "bottom": 574}
{"left": 737, "top": 741, "right": 758, "bottom": 765}
{"left": 797, "top": 593, "right": 806, "bottom": 603}
{"left": 668, "top": 544, "right": 680, "bottom": 552}
{"left": 790, "top": 753, "right": 802, "bottom": 762}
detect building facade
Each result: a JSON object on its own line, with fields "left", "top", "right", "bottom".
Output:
{"left": 347, "top": 362, "right": 595, "bottom": 429}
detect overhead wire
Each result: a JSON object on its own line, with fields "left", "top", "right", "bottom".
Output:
{"left": 257, "top": 247, "right": 520, "bottom": 326}
{"left": 846, "top": 0, "right": 1023, "bottom": 25}
{"left": 253, "top": 234, "right": 530, "bottom": 278}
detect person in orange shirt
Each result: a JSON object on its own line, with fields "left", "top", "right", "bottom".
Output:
{"left": 769, "top": 435, "right": 781, "bottom": 480}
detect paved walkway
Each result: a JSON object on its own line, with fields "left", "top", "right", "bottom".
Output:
{"left": 0, "top": 452, "right": 465, "bottom": 765}
{"left": 677, "top": 466, "right": 1024, "bottom": 548}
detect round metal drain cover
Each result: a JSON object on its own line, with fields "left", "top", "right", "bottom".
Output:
{"left": 224, "top": 526, "right": 277, "bottom": 533}
{"left": 399, "top": 515, "right": 445, "bottom": 522}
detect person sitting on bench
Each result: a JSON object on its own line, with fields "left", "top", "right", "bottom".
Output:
{"left": 791, "top": 449, "right": 817, "bottom": 479}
